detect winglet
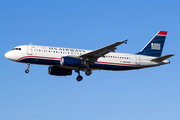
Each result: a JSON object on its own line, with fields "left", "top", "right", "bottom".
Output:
{"left": 123, "top": 39, "right": 128, "bottom": 44}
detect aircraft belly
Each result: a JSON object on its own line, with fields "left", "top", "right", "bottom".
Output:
{"left": 92, "top": 62, "right": 143, "bottom": 71}
{"left": 18, "top": 56, "right": 60, "bottom": 66}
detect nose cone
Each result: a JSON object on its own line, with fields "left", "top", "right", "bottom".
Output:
{"left": 5, "top": 51, "right": 11, "bottom": 59}
{"left": 5, "top": 51, "right": 14, "bottom": 61}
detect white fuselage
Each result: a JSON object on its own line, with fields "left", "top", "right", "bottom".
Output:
{"left": 4, "top": 31, "right": 173, "bottom": 81}
{"left": 5, "top": 45, "right": 170, "bottom": 71}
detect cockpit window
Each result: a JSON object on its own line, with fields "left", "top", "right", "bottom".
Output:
{"left": 12, "top": 48, "right": 21, "bottom": 50}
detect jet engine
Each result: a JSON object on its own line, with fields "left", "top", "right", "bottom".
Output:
{"left": 61, "top": 56, "right": 86, "bottom": 66}
{"left": 48, "top": 66, "right": 72, "bottom": 76}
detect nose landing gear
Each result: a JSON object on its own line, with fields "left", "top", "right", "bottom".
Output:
{"left": 25, "top": 63, "right": 30, "bottom": 73}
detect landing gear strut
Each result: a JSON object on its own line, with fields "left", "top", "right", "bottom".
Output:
{"left": 25, "top": 63, "right": 30, "bottom": 73}
{"left": 75, "top": 70, "right": 83, "bottom": 82}
{"left": 75, "top": 62, "right": 92, "bottom": 81}
{"left": 85, "top": 62, "right": 92, "bottom": 76}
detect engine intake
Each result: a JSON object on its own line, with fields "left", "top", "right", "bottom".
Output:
{"left": 48, "top": 66, "right": 72, "bottom": 76}
{"left": 61, "top": 56, "right": 86, "bottom": 66}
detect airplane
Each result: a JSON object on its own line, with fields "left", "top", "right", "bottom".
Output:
{"left": 5, "top": 31, "right": 174, "bottom": 81}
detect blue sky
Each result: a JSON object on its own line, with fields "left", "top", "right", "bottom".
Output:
{"left": 0, "top": 0, "right": 180, "bottom": 120}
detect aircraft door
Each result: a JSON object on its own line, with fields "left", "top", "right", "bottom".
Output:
{"left": 27, "top": 45, "right": 32, "bottom": 55}
{"left": 136, "top": 55, "right": 141, "bottom": 65}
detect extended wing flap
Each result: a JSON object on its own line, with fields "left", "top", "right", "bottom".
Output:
{"left": 151, "top": 54, "right": 175, "bottom": 62}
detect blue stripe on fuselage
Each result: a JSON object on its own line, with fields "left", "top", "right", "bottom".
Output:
{"left": 91, "top": 63, "right": 143, "bottom": 70}
{"left": 19, "top": 58, "right": 59, "bottom": 65}
{"left": 19, "top": 58, "right": 143, "bottom": 71}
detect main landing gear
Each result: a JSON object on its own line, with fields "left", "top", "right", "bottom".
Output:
{"left": 85, "top": 69, "right": 92, "bottom": 76}
{"left": 75, "top": 70, "right": 83, "bottom": 82}
{"left": 85, "top": 62, "right": 92, "bottom": 76}
{"left": 75, "top": 69, "right": 92, "bottom": 82}
{"left": 75, "top": 62, "right": 92, "bottom": 81}
{"left": 25, "top": 63, "right": 30, "bottom": 73}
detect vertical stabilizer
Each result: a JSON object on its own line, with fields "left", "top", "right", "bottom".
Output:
{"left": 137, "top": 31, "right": 167, "bottom": 57}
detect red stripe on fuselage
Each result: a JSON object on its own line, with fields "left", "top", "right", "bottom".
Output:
{"left": 98, "top": 61, "right": 147, "bottom": 67}
{"left": 17, "top": 56, "right": 61, "bottom": 61}
{"left": 17, "top": 56, "right": 149, "bottom": 67}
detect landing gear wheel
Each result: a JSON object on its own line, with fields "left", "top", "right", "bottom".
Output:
{"left": 25, "top": 63, "right": 30, "bottom": 73}
{"left": 85, "top": 69, "right": 92, "bottom": 76}
{"left": 25, "top": 69, "right": 29, "bottom": 73}
{"left": 76, "top": 75, "right": 83, "bottom": 82}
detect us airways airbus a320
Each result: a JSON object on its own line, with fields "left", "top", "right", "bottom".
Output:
{"left": 5, "top": 31, "right": 174, "bottom": 81}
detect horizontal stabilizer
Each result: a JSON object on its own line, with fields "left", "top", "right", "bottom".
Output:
{"left": 151, "top": 54, "right": 175, "bottom": 62}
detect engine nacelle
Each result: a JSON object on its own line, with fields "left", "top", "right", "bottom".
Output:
{"left": 61, "top": 56, "right": 85, "bottom": 66}
{"left": 48, "top": 66, "right": 72, "bottom": 76}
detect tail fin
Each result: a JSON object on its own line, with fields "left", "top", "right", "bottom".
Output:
{"left": 137, "top": 31, "right": 167, "bottom": 57}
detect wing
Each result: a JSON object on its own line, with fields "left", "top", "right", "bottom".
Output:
{"left": 80, "top": 40, "right": 127, "bottom": 62}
